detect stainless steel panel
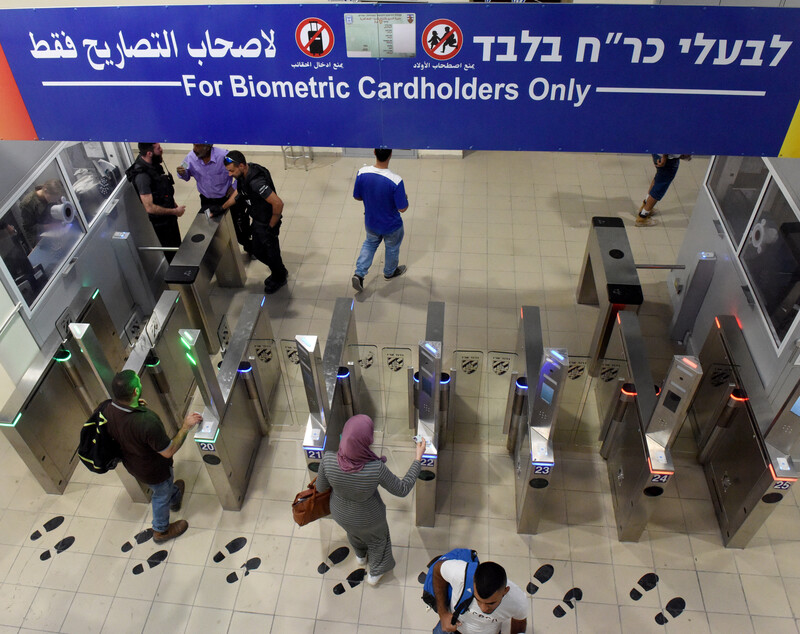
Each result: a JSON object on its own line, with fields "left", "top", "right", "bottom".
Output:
{"left": 124, "top": 290, "right": 195, "bottom": 434}
{"left": 765, "top": 379, "right": 800, "bottom": 455}
{"left": 322, "top": 298, "right": 361, "bottom": 455}
{"left": 0, "top": 288, "right": 124, "bottom": 494}
{"left": 189, "top": 295, "right": 275, "bottom": 510}
{"left": 1, "top": 360, "right": 93, "bottom": 493}
{"left": 645, "top": 356, "right": 703, "bottom": 449}
{"left": 195, "top": 376, "right": 262, "bottom": 511}
{"left": 576, "top": 217, "right": 644, "bottom": 376}
{"left": 167, "top": 211, "right": 245, "bottom": 355}
{"left": 692, "top": 314, "right": 796, "bottom": 547}
{"left": 605, "top": 404, "right": 659, "bottom": 542}
{"left": 704, "top": 407, "right": 772, "bottom": 547}
{"left": 669, "top": 253, "right": 716, "bottom": 344}
{"left": 516, "top": 347, "right": 569, "bottom": 535}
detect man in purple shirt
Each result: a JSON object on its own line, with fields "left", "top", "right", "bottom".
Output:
{"left": 177, "top": 143, "right": 251, "bottom": 255}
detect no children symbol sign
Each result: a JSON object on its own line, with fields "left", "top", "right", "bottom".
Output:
{"left": 296, "top": 17, "right": 334, "bottom": 58}
{"left": 422, "top": 19, "right": 463, "bottom": 60}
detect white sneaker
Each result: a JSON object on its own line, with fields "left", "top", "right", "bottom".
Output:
{"left": 356, "top": 555, "right": 367, "bottom": 565}
{"left": 366, "top": 572, "right": 384, "bottom": 586}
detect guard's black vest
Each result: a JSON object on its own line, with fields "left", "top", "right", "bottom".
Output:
{"left": 237, "top": 163, "right": 276, "bottom": 224}
{"left": 125, "top": 157, "right": 175, "bottom": 208}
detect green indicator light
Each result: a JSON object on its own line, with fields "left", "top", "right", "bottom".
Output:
{"left": 53, "top": 349, "right": 72, "bottom": 363}
{"left": 92, "top": 288, "right": 100, "bottom": 300}
{"left": 0, "top": 413, "right": 22, "bottom": 427}
{"left": 181, "top": 331, "right": 193, "bottom": 342}
{"left": 145, "top": 359, "right": 161, "bottom": 368}
{"left": 193, "top": 428, "right": 220, "bottom": 444}
{"left": 179, "top": 337, "right": 191, "bottom": 351}
{"left": 185, "top": 352, "right": 197, "bottom": 366}
{"left": 175, "top": 296, "right": 180, "bottom": 304}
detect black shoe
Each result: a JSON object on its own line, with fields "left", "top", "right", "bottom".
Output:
{"left": 170, "top": 480, "right": 185, "bottom": 512}
{"left": 264, "top": 277, "right": 288, "bottom": 294}
{"left": 384, "top": 265, "right": 406, "bottom": 281}
{"left": 352, "top": 275, "right": 364, "bottom": 292}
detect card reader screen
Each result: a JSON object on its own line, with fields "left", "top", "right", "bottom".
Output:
{"left": 540, "top": 383, "right": 554, "bottom": 406}
{"left": 664, "top": 390, "right": 681, "bottom": 413}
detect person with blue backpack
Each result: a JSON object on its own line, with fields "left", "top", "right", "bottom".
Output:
{"left": 424, "top": 552, "right": 528, "bottom": 633}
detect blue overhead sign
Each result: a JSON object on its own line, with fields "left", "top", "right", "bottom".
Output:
{"left": 0, "top": 4, "right": 798, "bottom": 156}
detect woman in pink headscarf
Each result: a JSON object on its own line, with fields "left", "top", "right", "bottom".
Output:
{"left": 316, "top": 414, "right": 426, "bottom": 586}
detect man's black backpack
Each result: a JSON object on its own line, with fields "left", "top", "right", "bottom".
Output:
{"left": 78, "top": 399, "right": 123, "bottom": 474}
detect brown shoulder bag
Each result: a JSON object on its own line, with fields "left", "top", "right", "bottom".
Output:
{"left": 292, "top": 477, "right": 331, "bottom": 526}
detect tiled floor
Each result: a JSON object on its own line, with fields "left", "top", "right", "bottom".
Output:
{"left": 2, "top": 150, "right": 800, "bottom": 633}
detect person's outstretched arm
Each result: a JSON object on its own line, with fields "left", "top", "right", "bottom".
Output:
{"left": 376, "top": 438, "right": 426, "bottom": 497}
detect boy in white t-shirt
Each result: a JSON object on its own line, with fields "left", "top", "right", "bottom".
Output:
{"left": 432, "top": 559, "right": 528, "bottom": 634}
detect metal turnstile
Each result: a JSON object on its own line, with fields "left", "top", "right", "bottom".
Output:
{"left": 691, "top": 316, "right": 799, "bottom": 547}
{"left": 577, "top": 217, "right": 644, "bottom": 376}
{"left": 669, "top": 251, "right": 716, "bottom": 344}
{"left": 299, "top": 297, "right": 362, "bottom": 473}
{"left": 183, "top": 294, "right": 280, "bottom": 510}
{"left": 501, "top": 306, "right": 568, "bottom": 534}
{"left": 599, "top": 312, "right": 702, "bottom": 541}
{"left": 165, "top": 210, "right": 246, "bottom": 355}
{"left": 408, "top": 302, "right": 455, "bottom": 527}
{"left": 0, "top": 288, "right": 125, "bottom": 493}
{"left": 111, "top": 290, "right": 198, "bottom": 502}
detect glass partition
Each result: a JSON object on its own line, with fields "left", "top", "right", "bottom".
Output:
{"left": 739, "top": 180, "right": 800, "bottom": 344}
{"left": 708, "top": 156, "right": 769, "bottom": 247}
{"left": 0, "top": 161, "right": 84, "bottom": 307}
{"left": 59, "top": 142, "right": 124, "bottom": 224}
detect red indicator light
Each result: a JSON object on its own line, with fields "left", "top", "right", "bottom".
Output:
{"left": 621, "top": 387, "right": 637, "bottom": 397}
{"left": 730, "top": 393, "right": 749, "bottom": 403}
{"left": 647, "top": 457, "right": 674, "bottom": 476}
{"left": 715, "top": 317, "right": 721, "bottom": 329}
{"left": 682, "top": 357, "right": 698, "bottom": 369}
{"left": 735, "top": 316, "right": 743, "bottom": 330}
{"left": 616, "top": 313, "right": 621, "bottom": 324}
{"left": 768, "top": 464, "right": 798, "bottom": 482}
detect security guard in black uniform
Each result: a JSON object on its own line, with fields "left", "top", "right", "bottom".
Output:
{"left": 214, "top": 150, "right": 288, "bottom": 294}
{"left": 125, "top": 143, "right": 185, "bottom": 263}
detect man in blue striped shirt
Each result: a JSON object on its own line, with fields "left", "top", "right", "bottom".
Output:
{"left": 351, "top": 148, "right": 409, "bottom": 293}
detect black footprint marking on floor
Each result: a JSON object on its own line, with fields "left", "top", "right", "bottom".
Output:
{"left": 132, "top": 550, "right": 168, "bottom": 575}
{"left": 332, "top": 568, "right": 366, "bottom": 595}
{"left": 39, "top": 536, "right": 75, "bottom": 561}
{"left": 418, "top": 571, "right": 427, "bottom": 584}
{"left": 553, "top": 587, "right": 583, "bottom": 618}
{"left": 121, "top": 529, "right": 154, "bottom": 553}
{"left": 30, "top": 516, "right": 65, "bottom": 541}
{"left": 630, "top": 573, "right": 659, "bottom": 600}
{"left": 527, "top": 564, "right": 555, "bottom": 595}
{"left": 318, "top": 546, "right": 350, "bottom": 574}
{"left": 212, "top": 537, "right": 247, "bottom": 563}
{"left": 655, "top": 597, "right": 685, "bottom": 625}
{"left": 226, "top": 557, "right": 262, "bottom": 583}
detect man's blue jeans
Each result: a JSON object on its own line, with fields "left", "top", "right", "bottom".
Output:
{"left": 355, "top": 225, "right": 404, "bottom": 278}
{"left": 150, "top": 468, "right": 181, "bottom": 533}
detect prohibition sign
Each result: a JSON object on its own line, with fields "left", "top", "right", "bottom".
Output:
{"left": 422, "top": 19, "right": 463, "bottom": 61}
{"left": 296, "top": 18, "right": 334, "bottom": 58}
